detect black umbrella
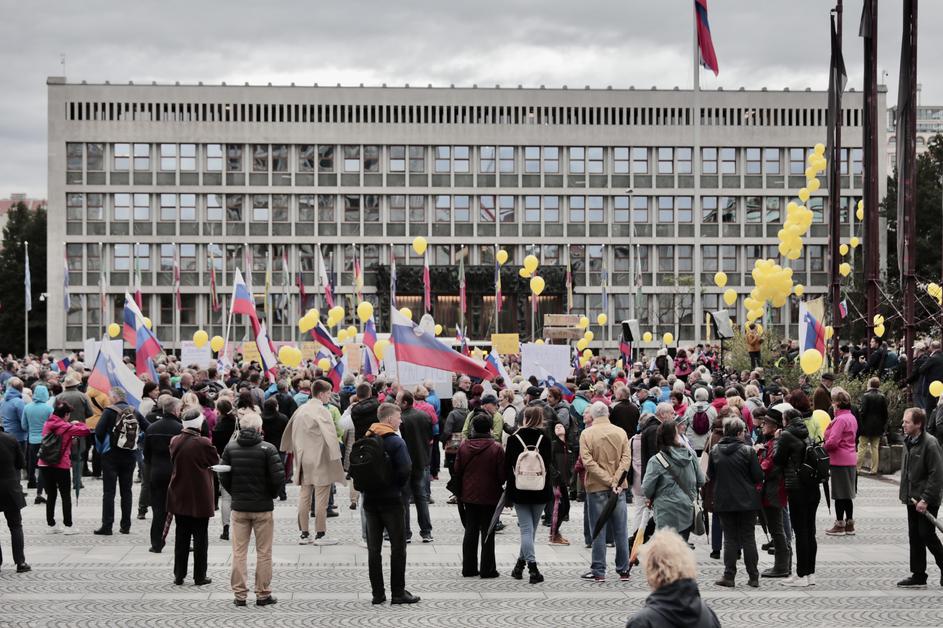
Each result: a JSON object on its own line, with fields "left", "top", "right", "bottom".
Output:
{"left": 756, "top": 508, "right": 771, "bottom": 543}
{"left": 591, "top": 471, "right": 629, "bottom": 541}
{"left": 912, "top": 499, "right": 943, "bottom": 533}
{"left": 484, "top": 490, "right": 507, "bottom": 543}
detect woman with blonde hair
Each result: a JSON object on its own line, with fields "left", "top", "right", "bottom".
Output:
{"left": 626, "top": 529, "right": 720, "bottom": 627}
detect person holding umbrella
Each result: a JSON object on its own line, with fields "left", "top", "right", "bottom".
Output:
{"left": 504, "top": 406, "right": 552, "bottom": 584}
{"left": 897, "top": 407, "right": 943, "bottom": 588}
{"left": 579, "top": 401, "right": 631, "bottom": 582}
{"left": 452, "top": 414, "right": 505, "bottom": 578}
{"left": 707, "top": 417, "right": 763, "bottom": 588}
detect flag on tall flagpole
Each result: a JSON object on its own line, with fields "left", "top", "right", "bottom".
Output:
{"left": 98, "top": 242, "right": 107, "bottom": 322}
{"left": 244, "top": 245, "right": 254, "bottom": 290}
{"left": 296, "top": 273, "right": 307, "bottom": 315}
{"left": 565, "top": 247, "right": 573, "bottom": 313}
{"left": 209, "top": 247, "right": 220, "bottom": 312}
{"left": 354, "top": 254, "right": 364, "bottom": 302}
{"left": 422, "top": 251, "right": 431, "bottom": 313}
{"left": 494, "top": 254, "right": 502, "bottom": 313}
{"left": 173, "top": 244, "right": 181, "bottom": 311}
{"left": 264, "top": 248, "right": 272, "bottom": 325}
{"left": 63, "top": 250, "right": 71, "bottom": 312}
{"left": 124, "top": 294, "right": 163, "bottom": 381}
{"left": 280, "top": 246, "right": 291, "bottom": 319}
{"left": 798, "top": 298, "right": 827, "bottom": 357}
{"left": 317, "top": 244, "right": 334, "bottom": 308}
{"left": 23, "top": 243, "right": 31, "bottom": 313}
{"left": 389, "top": 245, "right": 398, "bottom": 308}
{"left": 363, "top": 317, "right": 377, "bottom": 355}
{"left": 455, "top": 325, "right": 470, "bottom": 356}
{"left": 695, "top": 0, "right": 720, "bottom": 76}
{"left": 254, "top": 320, "right": 279, "bottom": 381}
{"left": 230, "top": 268, "right": 257, "bottom": 320}
{"left": 458, "top": 251, "right": 466, "bottom": 314}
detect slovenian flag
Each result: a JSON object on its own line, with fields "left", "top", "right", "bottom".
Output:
{"left": 695, "top": 0, "right": 720, "bottom": 76}
{"left": 799, "top": 299, "right": 827, "bottom": 356}
{"left": 838, "top": 299, "right": 848, "bottom": 320}
{"left": 254, "top": 321, "right": 279, "bottom": 381}
{"left": 87, "top": 338, "right": 144, "bottom": 416}
{"left": 392, "top": 309, "right": 492, "bottom": 380}
{"left": 230, "top": 268, "right": 257, "bottom": 320}
{"left": 484, "top": 349, "right": 511, "bottom": 383}
{"left": 311, "top": 320, "right": 343, "bottom": 357}
{"left": 318, "top": 244, "right": 334, "bottom": 308}
{"left": 456, "top": 325, "right": 470, "bottom": 356}
{"left": 545, "top": 376, "right": 575, "bottom": 403}
{"left": 363, "top": 318, "right": 377, "bottom": 356}
{"left": 362, "top": 346, "right": 378, "bottom": 378}
{"left": 389, "top": 245, "right": 398, "bottom": 309}
{"left": 124, "top": 293, "right": 162, "bottom": 382}
{"left": 55, "top": 357, "right": 72, "bottom": 372}
{"left": 328, "top": 354, "right": 346, "bottom": 392}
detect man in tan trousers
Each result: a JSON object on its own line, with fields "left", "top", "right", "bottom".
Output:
{"left": 281, "top": 379, "right": 346, "bottom": 546}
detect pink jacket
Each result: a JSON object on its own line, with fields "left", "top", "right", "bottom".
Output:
{"left": 824, "top": 408, "right": 858, "bottom": 467}
{"left": 38, "top": 415, "right": 91, "bottom": 470}
{"left": 414, "top": 400, "right": 438, "bottom": 426}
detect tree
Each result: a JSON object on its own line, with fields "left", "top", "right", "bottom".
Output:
{"left": 0, "top": 203, "right": 47, "bottom": 356}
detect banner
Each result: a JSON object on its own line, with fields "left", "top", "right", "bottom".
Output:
{"left": 491, "top": 333, "right": 521, "bottom": 355}
{"left": 180, "top": 341, "right": 213, "bottom": 368}
{"left": 83, "top": 338, "right": 123, "bottom": 367}
{"left": 521, "top": 342, "right": 571, "bottom": 383}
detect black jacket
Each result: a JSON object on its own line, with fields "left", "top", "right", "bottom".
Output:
{"left": 639, "top": 415, "right": 662, "bottom": 482}
{"left": 274, "top": 392, "right": 298, "bottom": 422}
{"left": 857, "top": 389, "right": 889, "bottom": 438}
{"left": 707, "top": 437, "right": 763, "bottom": 512}
{"left": 350, "top": 397, "right": 380, "bottom": 441}
{"left": 918, "top": 352, "right": 943, "bottom": 403}
{"left": 900, "top": 431, "right": 943, "bottom": 509}
{"left": 774, "top": 419, "right": 813, "bottom": 494}
{"left": 143, "top": 414, "right": 183, "bottom": 483}
{"left": 610, "top": 400, "right": 641, "bottom": 440}
{"left": 212, "top": 412, "right": 237, "bottom": 456}
{"left": 399, "top": 407, "right": 432, "bottom": 476}
{"left": 220, "top": 428, "right": 285, "bottom": 512}
{"left": 625, "top": 579, "right": 720, "bottom": 628}
{"left": 94, "top": 402, "right": 147, "bottom": 459}
{"left": 261, "top": 409, "right": 288, "bottom": 450}
{"left": 0, "top": 432, "right": 26, "bottom": 511}
{"left": 363, "top": 427, "right": 412, "bottom": 509}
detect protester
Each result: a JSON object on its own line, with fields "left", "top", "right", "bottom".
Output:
{"left": 220, "top": 411, "right": 285, "bottom": 607}
{"left": 397, "top": 390, "right": 433, "bottom": 543}
{"left": 812, "top": 373, "right": 834, "bottom": 414}
{"left": 824, "top": 387, "right": 859, "bottom": 537}
{"left": 142, "top": 395, "right": 183, "bottom": 552}
{"left": 37, "top": 401, "right": 90, "bottom": 535}
{"left": 0, "top": 425, "right": 29, "bottom": 573}
{"left": 683, "top": 387, "right": 716, "bottom": 456}
{"left": 756, "top": 407, "right": 791, "bottom": 578}
{"left": 1, "top": 379, "right": 27, "bottom": 463}
{"left": 548, "top": 421, "right": 571, "bottom": 546}
{"left": 212, "top": 398, "right": 237, "bottom": 540}
{"left": 94, "top": 388, "right": 146, "bottom": 536}
{"left": 642, "top": 417, "right": 704, "bottom": 539}
{"left": 23, "top": 384, "right": 52, "bottom": 503}
{"left": 857, "top": 377, "right": 888, "bottom": 474}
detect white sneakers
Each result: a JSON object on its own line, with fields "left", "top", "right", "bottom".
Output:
{"left": 781, "top": 576, "right": 810, "bottom": 587}
{"left": 313, "top": 536, "right": 338, "bottom": 546}
{"left": 63, "top": 526, "right": 80, "bottom": 536}
{"left": 48, "top": 524, "right": 63, "bottom": 535}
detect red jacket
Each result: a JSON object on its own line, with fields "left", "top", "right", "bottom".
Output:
{"left": 38, "top": 415, "right": 91, "bottom": 470}
{"left": 453, "top": 436, "right": 506, "bottom": 505}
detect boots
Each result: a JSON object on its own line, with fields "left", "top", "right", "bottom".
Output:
{"left": 761, "top": 545, "right": 792, "bottom": 578}
{"left": 825, "top": 520, "right": 846, "bottom": 536}
{"left": 844, "top": 519, "right": 855, "bottom": 535}
{"left": 549, "top": 533, "right": 570, "bottom": 546}
{"left": 527, "top": 561, "right": 544, "bottom": 584}
{"left": 511, "top": 559, "right": 526, "bottom": 580}
{"left": 220, "top": 525, "right": 229, "bottom": 541}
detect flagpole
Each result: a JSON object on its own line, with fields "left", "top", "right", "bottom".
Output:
{"left": 173, "top": 242, "right": 178, "bottom": 357}
{"left": 23, "top": 240, "right": 29, "bottom": 358}
{"left": 693, "top": 1, "right": 705, "bottom": 345}
{"left": 828, "top": 0, "right": 844, "bottom": 368}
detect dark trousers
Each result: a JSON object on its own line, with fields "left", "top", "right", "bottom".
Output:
{"left": 429, "top": 442, "right": 441, "bottom": 478}
{"left": 149, "top": 476, "right": 170, "bottom": 550}
{"left": 764, "top": 504, "right": 790, "bottom": 565}
{"left": 40, "top": 467, "right": 72, "bottom": 527}
{"left": 711, "top": 512, "right": 723, "bottom": 552}
{"left": 402, "top": 473, "right": 432, "bottom": 538}
{"left": 462, "top": 502, "right": 497, "bottom": 576}
{"left": 788, "top": 490, "right": 820, "bottom": 577}
{"left": 138, "top": 462, "right": 151, "bottom": 513}
{"left": 174, "top": 515, "right": 209, "bottom": 582}
{"left": 550, "top": 486, "right": 570, "bottom": 537}
{"left": 26, "top": 443, "right": 44, "bottom": 494}
{"left": 101, "top": 454, "right": 135, "bottom": 531}
{"left": 718, "top": 511, "right": 759, "bottom": 580}
{"left": 907, "top": 503, "right": 943, "bottom": 579}
{"left": 749, "top": 351, "right": 762, "bottom": 370}
{"left": 365, "top": 501, "right": 407, "bottom": 599}
{"left": 0, "top": 504, "right": 25, "bottom": 567}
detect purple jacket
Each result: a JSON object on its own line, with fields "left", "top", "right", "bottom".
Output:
{"left": 824, "top": 408, "right": 858, "bottom": 467}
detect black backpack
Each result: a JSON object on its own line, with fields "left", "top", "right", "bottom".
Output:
{"left": 111, "top": 405, "right": 139, "bottom": 451}
{"left": 798, "top": 439, "right": 831, "bottom": 485}
{"left": 39, "top": 428, "right": 63, "bottom": 466}
{"left": 348, "top": 435, "right": 392, "bottom": 492}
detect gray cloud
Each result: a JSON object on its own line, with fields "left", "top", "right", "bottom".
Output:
{"left": 1, "top": 0, "right": 937, "bottom": 198}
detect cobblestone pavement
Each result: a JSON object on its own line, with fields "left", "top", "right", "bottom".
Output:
{"left": 1, "top": 471, "right": 941, "bottom": 627}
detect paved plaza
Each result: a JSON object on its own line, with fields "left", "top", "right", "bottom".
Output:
{"left": 1, "top": 472, "right": 941, "bottom": 628}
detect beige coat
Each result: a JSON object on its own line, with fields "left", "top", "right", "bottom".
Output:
{"left": 280, "top": 399, "right": 346, "bottom": 487}
{"left": 579, "top": 416, "right": 631, "bottom": 493}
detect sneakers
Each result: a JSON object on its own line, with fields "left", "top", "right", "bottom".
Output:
{"left": 825, "top": 520, "right": 846, "bottom": 536}
{"left": 897, "top": 575, "right": 927, "bottom": 588}
{"left": 618, "top": 570, "right": 631, "bottom": 582}
{"left": 63, "top": 526, "right": 80, "bottom": 536}
{"left": 48, "top": 524, "right": 63, "bottom": 535}
{"left": 421, "top": 535, "right": 434, "bottom": 543}
{"left": 313, "top": 535, "right": 338, "bottom": 546}
{"left": 782, "top": 576, "right": 810, "bottom": 587}
{"left": 299, "top": 532, "right": 312, "bottom": 545}
{"left": 580, "top": 571, "right": 605, "bottom": 583}
{"left": 844, "top": 519, "right": 856, "bottom": 535}
{"left": 807, "top": 574, "right": 816, "bottom": 586}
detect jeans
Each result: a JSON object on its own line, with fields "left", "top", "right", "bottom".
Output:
{"left": 174, "top": 515, "right": 209, "bottom": 582}
{"left": 857, "top": 436, "right": 881, "bottom": 472}
{"left": 402, "top": 474, "right": 432, "bottom": 539}
{"left": 462, "top": 502, "right": 498, "bottom": 576}
{"left": 219, "top": 486, "right": 231, "bottom": 528}
{"left": 718, "top": 511, "right": 759, "bottom": 580}
{"left": 365, "top": 501, "right": 407, "bottom": 599}
{"left": 40, "top": 467, "right": 72, "bottom": 527}
{"left": 149, "top": 475, "right": 170, "bottom": 550}
{"left": 514, "top": 502, "right": 545, "bottom": 563}
{"left": 788, "top": 489, "right": 820, "bottom": 577}
{"left": 907, "top": 503, "right": 943, "bottom": 579}
{"left": 586, "top": 490, "right": 629, "bottom": 577}
{"left": 101, "top": 454, "right": 135, "bottom": 531}
{"left": 26, "top": 443, "right": 44, "bottom": 494}
{"left": 0, "top": 503, "right": 25, "bottom": 567}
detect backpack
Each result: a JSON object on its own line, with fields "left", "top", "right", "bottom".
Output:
{"left": 111, "top": 405, "right": 139, "bottom": 451}
{"left": 691, "top": 408, "right": 711, "bottom": 436}
{"left": 798, "top": 438, "right": 830, "bottom": 486}
{"left": 513, "top": 433, "right": 546, "bottom": 491}
{"left": 39, "top": 428, "right": 64, "bottom": 465}
{"left": 348, "top": 435, "right": 393, "bottom": 492}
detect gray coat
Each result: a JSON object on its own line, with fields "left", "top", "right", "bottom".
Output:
{"left": 900, "top": 431, "right": 943, "bottom": 509}
{"left": 642, "top": 445, "right": 705, "bottom": 533}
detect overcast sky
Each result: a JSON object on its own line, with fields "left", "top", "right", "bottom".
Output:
{"left": 2, "top": 0, "right": 937, "bottom": 199}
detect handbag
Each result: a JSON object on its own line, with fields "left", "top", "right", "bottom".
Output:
{"left": 655, "top": 452, "right": 705, "bottom": 536}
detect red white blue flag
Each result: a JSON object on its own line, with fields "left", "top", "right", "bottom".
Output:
{"left": 695, "top": 0, "right": 719, "bottom": 76}
{"left": 311, "top": 320, "right": 343, "bottom": 357}
{"left": 484, "top": 349, "right": 511, "bottom": 383}
{"left": 392, "top": 309, "right": 491, "bottom": 380}
{"left": 230, "top": 269, "right": 257, "bottom": 320}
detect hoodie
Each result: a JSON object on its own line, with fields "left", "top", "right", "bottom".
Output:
{"left": 774, "top": 418, "right": 813, "bottom": 493}
{"left": 0, "top": 388, "right": 26, "bottom": 442}
{"left": 626, "top": 578, "right": 721, "bottom": 628}
{"left": 23, "top": 386, "right": 52, "bottom": 445}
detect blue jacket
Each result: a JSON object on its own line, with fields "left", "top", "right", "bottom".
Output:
{"left": 427, "top": 391, "right": 441, "bottom": 416}
{"left": 293, "top": 391, "right": 310, "bottom": 408}
{"left": 0, "top": 388, "right": 26, "bottom": 442}
{"left": 23, "top": 386, "right": 52, "bottom": 445}
{"left": 641, "top": 399, "right": 658, "bottom": 415}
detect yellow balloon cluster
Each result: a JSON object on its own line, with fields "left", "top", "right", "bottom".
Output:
{"left": 530, "top": 276, "right": 545, "bottom": 296}
{"left": 374, "top": 338, "right": 390, "bottom": 360}
{"left": 357, "top": 301, "right": 374, "bottom": 323}
{"left": 210, "top": 335, "right": 225, "bottom": 353}
{"left": 578, "top": 316, "right": 589, "bottom": 329}
{"left": 326, "top": 306, "right": 345, "bottom": 328}
{"left": 278, "top": 345, "right": 303, "bottom": 368}
{"left": 856, "top": 200, "right": 865, "bottom": 221}
{"left": 777, "top": 202, "right": 814, "bottom": 260}
{"left": 928, "top": 283, "right": 943, "bottom": 305}
{"left": 748, "top": 259, "right": 795, "bottom": 317}
{"left": 412, "top": 236, "right": 427, "bottom": 255}
{"left": 523, "top": 255, "right": 539, "bottom": 274}
{"left": 496, "top": 249, "right": 508, "bottom": 266}
{"left": 108, "top": 323, "right": 121, "bottom": 338}
{"left": 192, "top": 330, "right": 209, "bottom": 348}
{"left": 299, "top": 308, "right": 320, "bottom": 333}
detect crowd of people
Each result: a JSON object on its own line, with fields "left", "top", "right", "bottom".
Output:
{"left": 0, "top": 337, "right": 941, "bottom": 623}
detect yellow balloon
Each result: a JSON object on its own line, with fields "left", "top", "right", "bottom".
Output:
{"left": 794, "top": 284, "right": 805, "bottom": 297}
{"left": 357, "top": 301, "right": 374, "bottom": 323}
{"left": 192, "top": 330, "right": 209, "bottom": 348}
{"left": 579, "top": 356, "right": 589, "bottom": 367}
{"left": 597, "top": 313, "right": 608, "bottom": 326}
{"left": 495, "top": 249, "right": 508, "bottom": 266}
{"left": 576, "top": 338, "right": 588, "bottom": 351}
{"left": 519, "top": 267, "right": 531, "bottom": 278}
{"left": 714, "top": 271, "right": 728, "bottom": 288}
{"left": 811, "top": 409, "right": 831, "bottom": 432}
{"left": 839, "top": 244, "right": 849, "bottom": 256}
{"left": 374, "top": 339, "right": 390, "bottom": 360}
{"left": 143, "top": 317, "right": 152, "bottom": 330}
{"left": 642, "top": 331, "right": 653, "bottom": 343}
{"left": 278, "top": 345, "right": 297, "bottom": 367}
{"left": 535, "top": 339, "right": 544, "bottom": 345}
{"left": 578, "top": 316, "right": 589, "bottom": 329}
{"left": 529, "top": 275, "right": 545, "bottom": 296}
{"left": 814, "top": 143, "right": 826, "bottom": 156}
{"left": 338, "top": 329, "right": 349, "bottom": 342}
{"left": 805, "top": 167, "right": 817, "bottom": 180}
{"left": 584, "top": 330, "right": 594, "bottom": 342}
{"left": 523, "top": 254, "right": 539, "bottom": 273}
{"left": 346, "top": 325, "right": 357, "bottom": 339}
{"left": 210, "top": 336, "right": 225, "bottom": 353}
{"left": 663, "top": 332, "right": 674, "bottom": 346}
{"left": 873, "top": 314, "right": 885, "bottom": 325}
{"left": 874, "top": 324, "right": 885, "bottom": 338}
{"left": 299, "top": 314, "right": 315, "bottom": 333}
{"left": 399, "top": 307, "right": 412, "bottom": 321}
{"left": 798, "top": 188, "right": 810, "bottom": 202}
{"left": 411, "top": 236, "right": 428, "bottom": 255}
{"left": 723, "top": 288, "right": 737, "bottom": 306}
{"left": 930, "top": 380, "right": 943, "bottom": 398}
{"left": 850, "top": 236, "right": 860, "bottom": 248}
{"left": 825, "top": 325, "right": 834, "bottom": 340}
{"left": 582, "top": 349, "right": 593, "bottom": 359}
{"left": 317, "top": 358, "right": 331, "bottom": 372}
{"left": 839, "top": 262, "right": 851, "bottom": 277}
{"left": 107, "top": 323, "right": 121, "bottom": 338}
{"left": 434, "top": 324, "right": 443, "bottom": 336}
{"left": 857, "top": 199, "right": 864, "bottom": 211}
{"left": 856, "top": 207, "right": 864, "bottom": 221}
{"left": 330, "top": 305, "right": 345, "bottom": 321}
{"left": 800, "top": 348, "right": 824, "bottom": 374}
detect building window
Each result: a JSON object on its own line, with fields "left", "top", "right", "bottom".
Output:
{"left": 587, "top": 196, "right": 604, "bottom": 222}
{"left": 569, "top": 196, "right": 585, "bottom": 222}
{"left": 702, "top": 245, "right": 719, "bottom": 272}
{"left": 614, "top": 147, "right": 629, "bottom": 174}
{"left": 544, "top": 196, "right": 560, "bottom": 222}
{"left": 587, "top": 147, "right": 604, "bottom": 174}
{"left": 478, "top": 195, "right": 495, "bottom": 223}
{"left": 226, "top": 195, "right": 243, "bottom": 222}
{"left": 113, "top": 244, "right": 131, "bottom": 271}
{"left": 318, "top": 195, "right": 335, "bottom": 222}
{"left": 766, "top": 197, "right": 781, "bottom": 223}
{"left": 389, "top": 195, "right": 406, "bottom": 222}
{"left": 720, "top": 148, "right": 737, "bottom": 174}
{"left": 224, "top": 244, "right": 242, "bottom": 272}
{"left": 569, "top": 147, "right": 585, "bottom": 174}
{"left": 364, "top": 145, "right": 379, "bottom": 172}
{"left": 206, "top": 144, "right": 223, "bottom": 171}
{"left": 745, "top": 148, "right": 762, "bottom": 174}
{"left": 524, "top": 147, "right": 540, "bottom": 173}
{"left": 133, "top": 144, "right": 150, "bottom": 170}
{"left": 850, "top": 148, "right": 863, "bottom": 175}
{"left": 160, "top": 194, "right": 176, "bottom": 221}
{"left": 809, "top": 197, "right": 825, "bottom": 223}
{"left": 632, "top": 196, "right": 649, "bottom": 223}
{"left": 809, "top": 245, "right": 825, "bottom": 271}
{"left": 676, "top": 197, "right": 693, "bottom": 222}
{"left": 702, "top": 196, "right": 718, "bottom": 223}
{"left": 272, "top": 145, "right": 288, "bottom": 172}
{"left": 298, "top": 195, "right": 315, "bottom": 222}
{"left": 299, "top": 145, "right": 316, "bottom": 172}
{"left": 678, "top": 245, "right": 693, "bottom": 272}
{"left": 318, "top": 145, "right": 334, "bottom": 171}
{"left": 434, "top": 146, "right": 450, "bottom": 173}
{"left": 499, "top": 195, "right": 515, "bottom": 223}
{"left": 114, "top": 194, "right": 131, "bottom": 221}
{"left": 160, "top": 144, "right": 177, "bottom": 171}
{"left": 479, "top": 245, "right": 495, "bottom": 266}
{"left": 637, "top": 245, "right": 650, "bottom": 273}
{"left": 524, "top": 195, "right": 540, "bottom": 222}
{"left": 390, "top": 146, "right": 406, "bottom": 172}
{"left": 632, "top": 147, "right": 649, "bottom": 174}
{"left": 435, "top": 195, "right": 451, "bottom": 223}
{"left": 134, "top": 193, "right": 150, "bottom": 221}
{"left": 252, "top": 145, "right": 269, "bottom": 172}
{"left": 702, "top": 148, "right": 718, "bottom": 174}
{"left": 252, "top": 195, "right": 269, "bottom": 222}
{"left": 344, "top": 195, "right": 360, "bottom": 223}
{"left": 657, "top": 245, "right": 674, "bottom": 272}
{"left": 114, "top": 143, "right": 130, "bottom": 170}
{"left": 543, "top": 147, "right": 560, "bottom": 173}
{"left": 721, "top": 196, "right": 737, "bottom": 223}
{"left": 480, "top": 146, "right": 496, "bottom": 173}
{"left": 66, "top": 244, "right": 83, "bottom": 273}
{"left": 544, "top": 244, "right": 561, "bottom": 266}
{"left": 179, "top": 243, "right": 197, "bottom": 271}
{"left": 409, "top": 146, "right": 425, "bottom": 172}
{"left": 657, "top": 197, "right": 673, "bottom": 223}
{"left": 409, "top": 195, "right": 426, "bottom": 222}
{"left": 455, "top": 195, "right": 470, "bottom": 222}
{"left": 454, "top": 146, "right": 470, "bottom": 172}
{"left": 180, "top": 194, "right": 196, "bottom": 221}
{"left": 677, "top": 147, "right": 693, "bottom": 174}
{"left": 207, "top": 194, "right": 222, "bottom": 221}
{"left": 614, "top": 196, "right": 629, "bottom": 223}
{"left": 364, "top": 194, "right": 379, "bottom": 223}
{"left": 226, "top": 144, "right": 243, "bottom": 171}
{"left": 657, "top": 147, "right": 674, "bottom": 174}
{"left": 789, "top": 148, "right": 805, "bottom": 174}
{"left": 273, "top": 194, "right": 290, "bottom": 222}
{"left": 764, "top": 148, "right": 781, "bottom": 174}
{"left": 434, "top": 244, "right": 450, "bottom": 265}
{"left": 745, "top": 196, "right": 763, "bottom": 222}
{"left": 207, "top": 243, "right": 223, "bottom": 270}
{"left": 499, "top": 146, "right": 515, "bottom": 173}
{"left": 87, "top": 143, "right": 104, "bottom": 171}
{"left": 721, "top": 245, "right": 737, "bottom": 271}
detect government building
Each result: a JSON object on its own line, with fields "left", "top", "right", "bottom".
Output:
{"left": 47, "top": 77, "right": 886, "bottom": 352}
